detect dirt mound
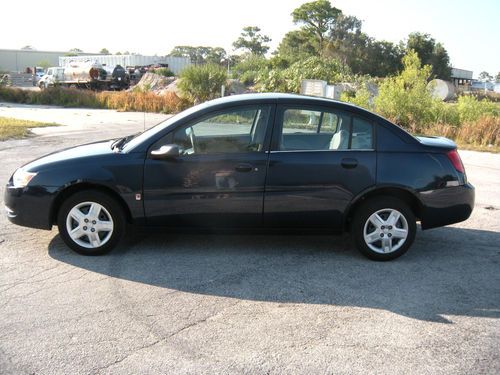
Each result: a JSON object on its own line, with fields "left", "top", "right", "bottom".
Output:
{"left": 132, "top": 72, "right": 179, "bottom": 95}
{"left": 156, "top": 79, "right": 181, "bottom": 96}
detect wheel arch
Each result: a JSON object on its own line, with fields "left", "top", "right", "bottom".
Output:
{"left": 343, "top": 186, "right": 424, "bottom": 231}
{"left": 50, "top": 182, "right": 132, "bottom": 225}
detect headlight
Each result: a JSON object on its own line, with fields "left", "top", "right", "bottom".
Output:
{"left": 12, "top": 169, "right": 37, "bottom": 188}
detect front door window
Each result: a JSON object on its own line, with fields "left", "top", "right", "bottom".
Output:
{"left": 172, "top": 106, "right": 271, "bottom": 155}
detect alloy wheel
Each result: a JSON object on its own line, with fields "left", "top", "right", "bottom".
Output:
{"left": 65, "top": 201, "right": 114, "bottom": 249}
{"left": 363, "top": 208, "right": 409, "bottom": 254}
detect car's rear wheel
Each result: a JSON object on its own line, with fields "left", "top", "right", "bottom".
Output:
{"left": 57, "top": 190, "right": 125, "bottom": 255}
{"left": 352, "top": 196, "right": 416, "bottom": 261}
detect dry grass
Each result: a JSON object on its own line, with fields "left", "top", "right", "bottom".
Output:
{"left": 0, "top": 86, "right": 188, "bottom": 114}
{"left": 0, "top": 117, "right": 58, "bottom": 140}
{"left": 96, "top": 91, "right": 187, "bottom": 113}
{"left": 424, "top": 116, "right": 500, "bottom": 148}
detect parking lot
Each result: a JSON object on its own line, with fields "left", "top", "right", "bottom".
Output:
{"left": 0, "top": 102, "right": 499, "bottom": 374}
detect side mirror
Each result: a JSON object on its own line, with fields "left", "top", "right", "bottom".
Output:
{"left": 150, "top": 144, "right": 180, "bottom": 159}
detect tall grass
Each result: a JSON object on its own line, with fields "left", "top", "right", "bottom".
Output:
{"left": 0, "top": 86, "right": 188, "bottom": 114}
{"left": 425, "top": 116, "right": 500, "bottom": 148}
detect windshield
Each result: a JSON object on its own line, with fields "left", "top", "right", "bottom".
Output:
{"left": 121, "top": 101, "right": 211, "bottom": 152}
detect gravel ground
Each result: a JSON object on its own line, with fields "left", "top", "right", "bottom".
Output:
{"left": 0, "top": 103, "right": 499, "bottom": 374}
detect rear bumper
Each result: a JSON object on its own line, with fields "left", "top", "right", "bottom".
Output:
{"left": 418, "top": 183, "right": 475, "bottom": 230}
{"left": 4, "top": 185, "right": 55, "bottom": 230}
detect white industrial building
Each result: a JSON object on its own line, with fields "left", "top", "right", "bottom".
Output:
{"left": 0, "top": 49, "right": 191, "bottom": 75}
{"left": 450, "top": 68, "right": 473, "bottom": 87}
{"left": 0, "top": 48, "right": 99, "bottom": 73}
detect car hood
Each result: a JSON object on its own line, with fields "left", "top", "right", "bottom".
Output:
{"left": 22, "top": 140, "right": 115, "bottom": 172}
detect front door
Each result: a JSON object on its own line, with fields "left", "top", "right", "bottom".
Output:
{"left": 263, "top": 104, "right": 377, "bottom": 229}
{"left": 143, "top": 104, "right": 274, "bottom": 227}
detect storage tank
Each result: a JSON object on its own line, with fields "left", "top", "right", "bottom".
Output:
{"left": 428, "top": 79, "right": 455, "bottom": 101}
{"left": 63, "top": 60, "right": 104, "bottom": 82}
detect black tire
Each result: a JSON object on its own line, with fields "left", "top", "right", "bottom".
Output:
{"left": 351, "top": 196, "right": 416, "bottom": 261}
{"left": 57, "top": 190, "right": 126, "bottom": 255}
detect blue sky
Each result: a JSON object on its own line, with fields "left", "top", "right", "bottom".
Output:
{"left": 1, "top": 0, "right": 498, "bottom": 78}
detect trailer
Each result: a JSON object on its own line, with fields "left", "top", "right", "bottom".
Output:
{"left": 38, "top": 61, "right": 129, "bottom": 91}
{"left": 59, "top": 54, "right": 191, "bottom": 75}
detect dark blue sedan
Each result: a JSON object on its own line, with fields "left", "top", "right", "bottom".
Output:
{"left": 4, "top": 93, "right": 474, "bottom": 260}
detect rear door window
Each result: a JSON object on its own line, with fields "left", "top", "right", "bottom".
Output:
{"left": 279, "top": 107, "right": 373, "bottom": 151}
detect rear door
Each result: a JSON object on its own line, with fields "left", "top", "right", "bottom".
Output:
{"left": 263, "top": 104, "right": 377, "bottom": 229}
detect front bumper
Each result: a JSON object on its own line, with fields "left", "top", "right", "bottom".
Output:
{"left": 4, "top": 184, "right": 55, "bottom": 230}
{"left": 418, "top": 183, "right": 475, "bottom": 230}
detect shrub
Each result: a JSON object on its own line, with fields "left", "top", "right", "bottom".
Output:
{"left": 154, "top": 68, "right": 175, "bottom": 77}
{"left": 373, "top": 50, "right": 440, "bottom": 131}
{"left": 456, "top": 95, "right": 499, "bottom": 123}
{"left": 257, "top": 56, "right": 352, "bottom": 93}
{"left": 340, "top": 84, "right": 372, "bottom": 109}
{"left": 178, "top": 64, "right": 227, "bottom": 103}
{"left": 232, "top": 55, "right": 268, "bottom": 85}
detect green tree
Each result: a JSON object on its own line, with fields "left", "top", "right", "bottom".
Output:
{"left": 233, "top": 26, "right": 271, "bottom": 55}
{"left": 205, "top": 47, "right": 227, "bottom": 65}
{"left": 325, "top": 13, "right": 368, "bottom": 72}
{"left": 405, "top": 32, "right": 451, "bottom": 80}
{"left": 36, "top": 60, "right": 51, "bottom": 69}
{"left": 99, "top": 48, "right": 110, "bottom": 54}
{"left": 496, "top": 72, "right": 500, "bottom": 83}
{"left": 363, "top": 40, "right": 403, "bottom": 77}
{"left": 232, "top": 54, "right": 269, "bottom": 85}
{"left": 170, "top": 46, "right": 199, "bottom": 63}
{"left": 279, "top": 1, "right": 404, "bottom": 77}
{"left": 170, "top": 46, "right": 227, "bottom": 66}
{"left": 65, "top": 48, "right": 83, "bottom": 57}
{"left": 276, "top": 29, "right": 318, "bottom": 63}
{"left": 291, "top": 0, "right": 341, "bottom": 54}
{"left": 178, "top": 64, "right": 227, "bottom": 103}
{"left": 478, "top": 71, "right": 493, "bottom": 82}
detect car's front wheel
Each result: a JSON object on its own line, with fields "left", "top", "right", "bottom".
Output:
{"left": 352, "top": 196, "right": 416, "bottom": 261}
{"left": 57, "top": 190, "right": 125, "bottom": 255}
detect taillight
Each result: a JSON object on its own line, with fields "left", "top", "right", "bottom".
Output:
{"left": 447, "top": 149, "right": 465, "bottom": 173}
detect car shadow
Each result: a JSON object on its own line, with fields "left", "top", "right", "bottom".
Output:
{"left": 48, "top": 226, "right": 500, "bottom": 323}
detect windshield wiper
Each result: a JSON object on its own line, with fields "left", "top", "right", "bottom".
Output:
{"left": 111, "top": 133, "right": 139, "bottom": 151}
{"left": 111, "top": 137, "right": 127, "bottom": 150}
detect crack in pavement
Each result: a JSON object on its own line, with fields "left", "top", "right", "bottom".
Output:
{"left": 94, "top": 300, "right": 243, "bottom": 373}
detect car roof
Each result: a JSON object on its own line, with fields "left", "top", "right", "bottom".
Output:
{"left": 203, "top": 93, "right": 392, "bottom": 124}
{"left": 205, "top": 92, "right": 357, "bottom": 108}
